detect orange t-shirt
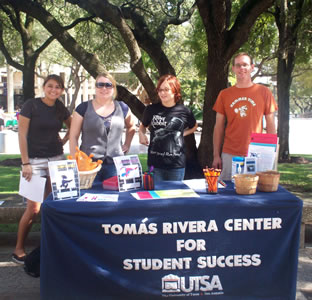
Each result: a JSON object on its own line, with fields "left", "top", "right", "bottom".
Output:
{"left": 213, "top": 84, "right": 278, "bottom": 156}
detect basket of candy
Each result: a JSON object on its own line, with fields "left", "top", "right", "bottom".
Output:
{"left": 78, "top": 164, "right": 102, "bottom": 189}
{"left": 68, "top": 147, "right": 103, "bottom": 189}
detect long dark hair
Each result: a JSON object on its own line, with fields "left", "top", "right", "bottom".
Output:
{"left": 43, "top": 74, "right": 66, "bottom": 123}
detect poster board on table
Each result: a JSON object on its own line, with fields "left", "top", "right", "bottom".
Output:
{"left": 48, "top": 160, "right": 80, "bottom": 200}
{"left": 113, "top": 155, "right": 143, "bottom": 192}
{"left": 248, "top": 133, "right": 278, "bottom": 172}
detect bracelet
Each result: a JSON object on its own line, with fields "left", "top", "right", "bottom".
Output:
{"left": 21, "top": 162, "right": 30, "bottom": 166}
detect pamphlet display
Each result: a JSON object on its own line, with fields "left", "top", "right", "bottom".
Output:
{"left": 113, "top": 155, "right": 143, "bottom": 192}
{"left": 244, "top": 157, "right": 257, "bottom": 174}
{"left": 48, "top": 160, "right": 80, "bottom": 200}
{"left": 231, "top": 157, "right": 244, "bottom": 182}
{"left": 248, "top": 133, "right": 278, "bottom": 172}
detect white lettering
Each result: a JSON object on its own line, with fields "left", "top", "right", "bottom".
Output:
{"left": 163, "top": 220, "right": 218, "bottom": 234}
{"left": 176, "top": 239, "right": 206, "bottom": 252}
{"left": 123, "top": 257, "right": 192, "bottom": 271}
{"left": 197, "top": 254, "right": 261, "bottom": 268}
{"left": 224, "top": 218, "right": 282, "bottom": 231}
{"left": 101, "top": 223, "right": 158, "bottom": 235}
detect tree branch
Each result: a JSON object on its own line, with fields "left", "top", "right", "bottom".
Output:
{"left": 63, "top": 15, "right": 95, "bottom": 31}
{"left": 0, "top": 21, "right": 23, "bottom": 70}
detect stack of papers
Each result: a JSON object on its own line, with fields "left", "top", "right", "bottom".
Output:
{"left": 248, "top": 133, "right": 278, "bottom": 172}
{"left": 131, "top": 189, "right": 199, "bottom": 200}
{"left": 77, "top": 193, "right": 118, "bottom": 202}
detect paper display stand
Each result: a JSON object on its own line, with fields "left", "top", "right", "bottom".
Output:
{"left": 247, "top": 133, "right": 278, "bottom": 172}
{"left": 113, "top": 155, "right": 143, "bottom": 192}
{"left": 48, "top": 160, "right": 80, "bottom": 200}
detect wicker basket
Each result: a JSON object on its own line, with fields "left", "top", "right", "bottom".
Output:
{"left": 79, "top": 164, "right": 102, "bottom": 189}
{"left": 234, "top": 174, "right": 259, "bottom": 195}
{"left": 256, "top": 170, "right": 280, "bottom": 192}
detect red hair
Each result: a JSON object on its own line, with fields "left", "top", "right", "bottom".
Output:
{"left": 156, "top": 75, "right": 181, "bottom": 103}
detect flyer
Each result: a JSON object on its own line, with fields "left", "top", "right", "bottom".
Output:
{"left": 113, "top": 155, "right": 143, "bottom": 192}
{"left": 48, "top": 160, "right": 80, "bottom": 200}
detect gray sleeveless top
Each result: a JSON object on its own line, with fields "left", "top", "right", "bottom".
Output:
{"left": 80, "top": 100, "right": 125, "bottom": 162}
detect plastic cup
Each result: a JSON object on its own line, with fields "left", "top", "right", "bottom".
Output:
{"left": 206, "top": 176, "right": 219, "bottom": 194}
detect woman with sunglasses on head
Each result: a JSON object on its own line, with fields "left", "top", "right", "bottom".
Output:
{"left": 12, "top": 74, "right": 71, "bottom": 264}
{"left": 139, "top": 74, "right": 198, "bottom": 183}
{"left": 70, "top": 72, "right": 136, "bottom": 181}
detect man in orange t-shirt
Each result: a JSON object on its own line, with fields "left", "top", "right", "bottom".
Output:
{"left": 212, "top": 53, "right": 278, "bottom": 180}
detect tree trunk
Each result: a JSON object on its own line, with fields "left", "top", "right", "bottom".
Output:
{"left": 274, "top": 0, "right": 304, "bottom": 162}
{"left": 22, "top": 58, "right": 36, "bottom": 101}
{"left": 198, "top": 53, "right": 229, "bottom": 168}
{"left": 277, "top": 59, "right": 291, "bottom": 161}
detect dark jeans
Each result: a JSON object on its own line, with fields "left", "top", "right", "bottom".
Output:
{"left": 153, "top": 167, "right": 185, "bottom": 183}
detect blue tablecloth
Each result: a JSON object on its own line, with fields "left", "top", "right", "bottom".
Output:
{"left": 40, "top": 181, "right": 302, "bottom": 300}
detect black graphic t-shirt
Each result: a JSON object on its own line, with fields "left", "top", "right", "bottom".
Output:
{"left": 142, "top": 102, "right": 196, "bottom": 169}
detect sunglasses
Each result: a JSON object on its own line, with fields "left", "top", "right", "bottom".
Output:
{"left": 95, "top": 82, "right": 113, "bottom": 89}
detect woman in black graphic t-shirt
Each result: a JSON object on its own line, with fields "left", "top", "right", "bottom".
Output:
{"left": 139, "top": 75, "right": 197, "bottom": 183}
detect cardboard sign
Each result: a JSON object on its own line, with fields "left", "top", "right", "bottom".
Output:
{"left": 48, "top": 160, "right": 80, "bottom": 200}
{"left": 113, "top": 155, "right": 143, "bottom": 192}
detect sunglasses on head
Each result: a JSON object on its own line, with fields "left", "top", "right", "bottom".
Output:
{"left": 95, "top": 82, "right": 113, "bottom": 89}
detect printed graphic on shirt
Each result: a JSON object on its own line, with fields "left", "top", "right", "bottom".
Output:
{"left": 150, "top": 116, "right": 184, "bottom": 158}
{"left": 230, "top": 97, "right": 256, "bottom": 118}
{"left": 151, "top": 115, "right": 167, "bottom": 128}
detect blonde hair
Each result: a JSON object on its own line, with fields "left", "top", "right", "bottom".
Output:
{"left": 95, "top": 73, "right": 117, "bottom": 99}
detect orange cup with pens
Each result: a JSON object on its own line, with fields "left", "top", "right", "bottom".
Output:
{"left": 203, "top": 167, "right": 221, "bottom": 194}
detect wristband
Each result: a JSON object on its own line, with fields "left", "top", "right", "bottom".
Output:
{"left": 22, "top": 162, "right": 30, "bottom": 166}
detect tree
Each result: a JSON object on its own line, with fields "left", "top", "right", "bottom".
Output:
{"left": 273, "top": 0, "right": 312, "bottom": 161}
{"left": 0, "top": 0, "right": 96, "bottom": 101}
{"left": 0, "top": 3, "right": 54, "bottom": 100}
{"left": 290, "top": 70, "right": 312, "bottom": 115}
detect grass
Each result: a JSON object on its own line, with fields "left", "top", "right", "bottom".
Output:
{"left": 0, "top": 153, "right": 311, "bottom": 193}
{"left": 278, "top": 155, "right": 312, "bottom": 192}
{"left": 0, "top": 154, "right": 21, "bottom": 194}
